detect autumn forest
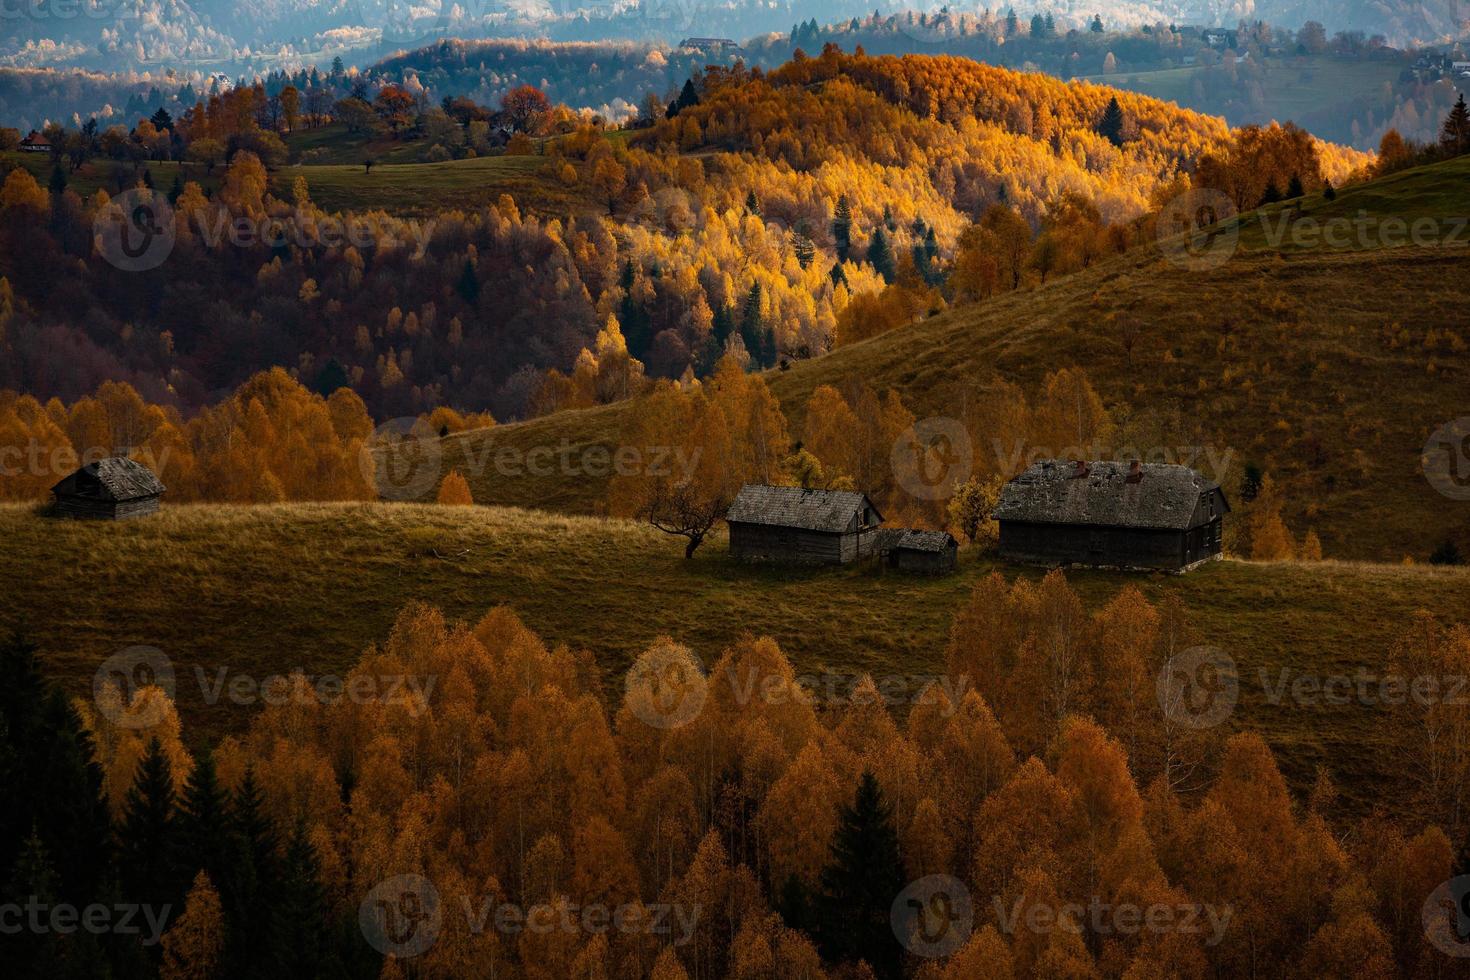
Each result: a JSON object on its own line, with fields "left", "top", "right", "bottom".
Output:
{"left": 2, "top": 11, "right": 1470, "bottom": 980}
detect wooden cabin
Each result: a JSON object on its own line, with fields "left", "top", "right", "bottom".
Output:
{"left": 51, "top": 457, "right": 165, "bottom": 520}
{"left": 726, "top": 485, "right": 882, "bottom": 564}
{"left": 876, "top": 529, "right": 959, "bottom": 574}
{"left": 994, "top": 460, "right": 1228, "bottom": 572}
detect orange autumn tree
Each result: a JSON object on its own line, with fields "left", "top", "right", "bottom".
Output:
{"left": 79, "top": 588, "right": 1467, "bottom": 979}
{"left": 610, "top": 353, "right": 789, "bottom": 556}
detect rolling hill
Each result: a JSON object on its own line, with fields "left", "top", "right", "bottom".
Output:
{"left": 424, "top": 153, "right": 1470, "bottom": 564}
{"left": 4, "top": 501, "right": 1467, "bottom": 821}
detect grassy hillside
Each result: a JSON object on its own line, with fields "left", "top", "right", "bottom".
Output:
{"left": 275, "top": 152, "right": 594, "bottom": 218}
{"left": 3, "top": 502, "right": 1466, "bottom": 817}
{"left": 432, "top": 155, "right": 1470, "bottom": 563}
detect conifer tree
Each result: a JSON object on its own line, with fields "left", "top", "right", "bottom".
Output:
{"left": 832, "top": 195, "right": 852, "bottom": 262}
{"left": 222, "top": 767, "right": 279, "bottom": 978}
{"left": 816, "top": 771, "right": 905, "bottom": 978}
{"left": 270, "top": 821, "right": 334, "bottom": 979}
{"left": 867, "top": 226, "right": 896, "bottom": 282}
{"left": 1441, "top": 94, "right": 1470, "bottom": 155}
{"left": 175, "top": 747, "right": 231, "bottom": 891}
{"left": 118, "top": 736, "right": 183, "bottom": 916}
{"left": 1097, "top": 96, "right": 1125, "bottom": 147}
{"left": 1286, "top": 173, "right": 1305, "bottom": 198}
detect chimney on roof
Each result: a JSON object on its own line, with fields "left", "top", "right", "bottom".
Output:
{"left": 1127, "top": 459, "right": 1143, "bottom": 483}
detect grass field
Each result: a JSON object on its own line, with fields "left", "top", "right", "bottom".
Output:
{"left": 428, "top": 155, "right": 1470, "bottom": 564}
{"left": 275, "top": 152, "right": 594, "bottom": 218}
{"left": 3, "top": 502, "right": 1466, "bottom": 817}
{"left": 0, "top": 151, "right": 222, "bottom": 199}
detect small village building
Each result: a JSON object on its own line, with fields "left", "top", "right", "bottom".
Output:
{"left": 19, "top": 131, "right": 49, "bottom": 153}
{"left": 876, "top": 528, "right": 959, "bottom": 574}
{"left": 726, "top": 485, "right": 882, "bottom": 564}
{"left": 51, "top": 457, "right": 165, "bottom": 520}
{"left": 679, "top": 37, "right": 739, "bottom": 51}
{"left": 994, "top": 460, "right": 1228, "bottom": 572}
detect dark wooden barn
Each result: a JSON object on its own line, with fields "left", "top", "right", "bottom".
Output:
{"left": 876, "top": 528, "right": 959, "bottom": 574}
{"left": 51, "top": 457, "right": 165, "bottom": 520}
{"left": 726, "top": 485, "right": 882, "bottom": 564}
{"left": 994, "top": 460, "right": 1228, "bottom": 572}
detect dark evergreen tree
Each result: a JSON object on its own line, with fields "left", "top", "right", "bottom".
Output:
{"left": 1442, "top": 94, "right": 1470, "bottom": 154}
{"left": 816, "top": 772, "right": 905, "bottom": 978}
{"left": 1091, "top": 13, "right": 1104, "bottom": 31}
{"left": 828, "top": 262, "right": 848, "bottom": 288}
{"left": 271, "top": 821, "right": 335, "bottom": 979}
{"left": 117, "top": 737, "right": 182, "bottom": 917}
{"left": 1097, "top": 96, "right": 1125, "bottom": 147}
{"left": 1029, "top": 13, "right": 1046, "bottom": 39}
{"left": 618, "top": 259, "right": 653, "bottom": 357}
{"left": 48, "top": 165, "right": 66, "bottom": 195}
{"left": 832, "top": 195, "right": 852, "bottom": 262}
{"left": 1286, "top": 173, "right": 1305, "bottom": 198}
{"left": 456, "top": 259, "right": 480, "bottom": 304}
{"left": 222, "top": 768, "right": 280, "bottom": 979}
{"left": 740, "top": 283, "right": 766, "bottom": 363}
{"left": 168, "top": 174, "right": 184, "bottom": 205}
{"left": 175, "top": 747, "right": 231, "bottom": 891}
{"left": 149, "top": 107, "right": 173, "bottom": 131}
{"left": 1323, "top": 180, "right": 1337, "bottom": 200}
{"left": 1260, "top": 179, "right": 1282, "bottom": 205}
{"left": 672, "top": 78, "right": 700, "bottom": 117}
{"left": 311, "top": 358, "right": 349, "bottom": 396}
{"left": 745, "top": 189, "right": 761, "bottom": 217}
{"left": 868, "top": 226, "right": 896, "bottom": 282}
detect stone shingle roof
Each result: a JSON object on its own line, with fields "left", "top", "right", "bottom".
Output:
{"left": 52, "top": 457, "right": 166, "bottom": 502}
{"left": 726, "top": 484, "right": 879, "bottom": 533}
{"left": 875, "top": 528, "right": 957, "bottom": 553}
{"left": 993, "top": 460, "right": 1221, "bottom": 531}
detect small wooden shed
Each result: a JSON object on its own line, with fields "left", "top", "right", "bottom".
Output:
{"left": 726, "top": 485, "right": 883, "bottom": 564}
{"left": 51, "top": 457, "right": 165, "bottom": 520}
{"left": 876, "top": 528, "right": 959, "bottom": 574}
{"left": 994, "top": 459, "right": 1227, "bottom": 572}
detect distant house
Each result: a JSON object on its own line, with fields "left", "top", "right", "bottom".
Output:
{"left": 726, "top": 485, "right": 882, "bottom": 564}
{"left": 51, "top": 457, "right": 165, "bottom": 520}
{"left": 680, "top": 37, "right": 739, "bottom": 51}
{"left": 994, "top": 460, "right": 1227, "bottom": 572}
{"left": 19, "top": 130, "right": 49, "bottom": 153}
{"left": 876, "top": 528, "right": 958, "bottom": 574}
{"left": 1201, "top": 28, "right": 1236, "bottom": 50}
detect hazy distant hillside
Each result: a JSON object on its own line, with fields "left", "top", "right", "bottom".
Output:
{"left": 2, "top": 0, "right": 1464, "bottom": 76}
